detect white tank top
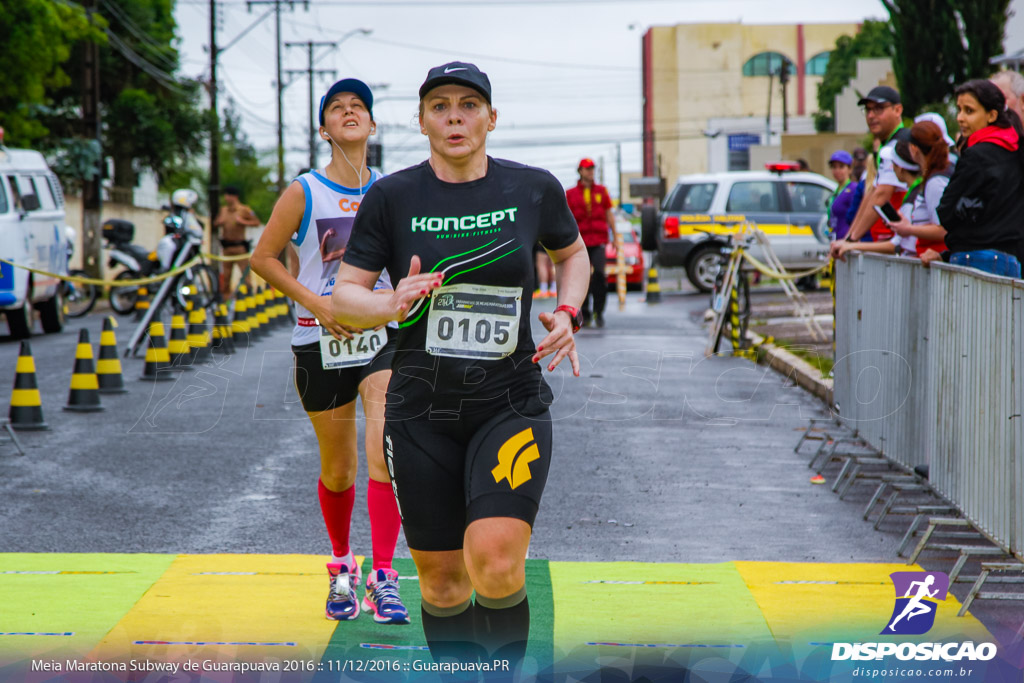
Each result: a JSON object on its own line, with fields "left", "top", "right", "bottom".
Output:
{"left": 290, "top": 169, "right": 392, "bottom": 346}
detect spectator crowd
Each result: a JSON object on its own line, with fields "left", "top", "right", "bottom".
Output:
{"left": 826, "top": 70, "right": 1024, "bottom": 279}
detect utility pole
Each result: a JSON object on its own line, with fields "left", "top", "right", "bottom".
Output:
{"left": 765, "top": 69, "right": 774, "bottom": 146}
{"left": 81, "top": 0, "right": 102, "bottom": 278}
{"left": 208, "top": 0, "right": 220, "bottom": 244}
{"left": 615, "top": 141, "right": 622, "bottom": 203}
{"left": 247, "top": 0, "right": 307, "bottom": 193}
{"left": 779, "top": 61, "right": 791, "bottom": 133}
{"left": 285, "top": 40, "right": 336, "bottom": 171}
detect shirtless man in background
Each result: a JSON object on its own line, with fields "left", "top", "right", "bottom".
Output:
{"left": 214, "top": 185, "right": 261, "bottom": 297}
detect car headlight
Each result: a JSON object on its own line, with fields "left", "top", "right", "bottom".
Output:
{"left": 625, "top": 257, "right": 638, "bottom": 265}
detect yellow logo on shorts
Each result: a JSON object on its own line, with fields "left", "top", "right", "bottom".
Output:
{"left": 492, "top": 427, "right": 539, "bottom": 490}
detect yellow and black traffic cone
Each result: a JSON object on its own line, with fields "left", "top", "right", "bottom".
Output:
{"left": 96, "top": 316, "right": 127, "bottom": 394}
{"left": 272, "top": 288, "right": 287, "bottom": 327}
{"left": 264, "top": 287, "right": 279, "bottom": 327}
{"left": 255, "top": 286, "right": 271, "bottom": 332}
{"left": 219, "top": 304, "right": 237, "bottom": 354}
{"left": 167, "top": 314, "right": 192, "bottom": 369}
{"left": 243, "top": 285, "right": 263, "bottom": 340}
{"left": 646, "top": 264, "right": 662, "bottom": 304}
{"left": 211, "top": 304, "right": 234, "bottom": 355}
{"left": 210, "top": 305, "right": 225, "bottom": 354}
{"left": 187, "top": 294, "right": 214, "bottom": 364}
{"left": 9, "top": 341, "right": 48, "bottom": 431}
{"left": 64, "top": 329, "right": 104, "bottom": 412}
{"left": 140, "top": 321, "right": 175, "bottom": 382}
{"left": 231, "top": 288, "right": 251, "bottom": 348}
{"left": 133, "top": 285, "right": 151, "bottom": 321}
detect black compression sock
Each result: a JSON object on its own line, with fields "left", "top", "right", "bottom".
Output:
{"left": 421, "top": 600, "right": 483, "bottom": 676}
{"left": 473, "top": 589, "right": 530, "bottom": 676}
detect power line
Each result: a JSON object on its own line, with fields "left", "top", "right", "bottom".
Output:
{"left": 98, "top": 0, "right": 179, "bottom": 71}
{"left": 105, "top": 29, "right": 191, "bottom": 95}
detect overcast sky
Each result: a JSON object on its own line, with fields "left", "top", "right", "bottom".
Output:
{"left": 171, "top": 0, "right": 893, "bottom": 193}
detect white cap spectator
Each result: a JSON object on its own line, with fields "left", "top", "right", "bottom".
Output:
{"left": 913, "top": 113, "right": 956, "bottom": 147}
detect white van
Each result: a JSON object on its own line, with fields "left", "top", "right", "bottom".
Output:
{"left": 0, "top": 145, "right": 67, "bottom": 338}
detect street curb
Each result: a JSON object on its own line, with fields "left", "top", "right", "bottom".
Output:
{"left": 747, "top": 331, "right": 833, "bottom": 406}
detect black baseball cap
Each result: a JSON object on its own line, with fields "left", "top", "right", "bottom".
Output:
{"left": 319, "top": 78, "right": 373, "bottom": 126}
{"left": 419, "top": 61, "right": 492, "bottom": 104}
{"left": 858, "top": 86, "right": 901, "bottom": 106}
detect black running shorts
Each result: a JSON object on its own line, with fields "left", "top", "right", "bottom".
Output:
{"left": 292, "top": 328, "right": 397, "bottom": 413}
{"left": 383, "top": 404, "right": 552, "bottom": 551}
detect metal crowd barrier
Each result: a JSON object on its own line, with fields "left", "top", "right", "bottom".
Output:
{"left": 834, "top": 253, "right": 1023, "bottom": 560}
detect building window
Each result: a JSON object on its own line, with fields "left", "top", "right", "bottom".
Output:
{"left": 806, "top": 51, "right": 831, "bottom": 76}
{"left": 742, "top": 52, "right": 794, "bottom": 77}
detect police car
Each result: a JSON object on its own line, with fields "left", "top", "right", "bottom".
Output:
{"left": 642, "top": 163, "right": 836, "bottom": 292}
{"left": 0, "top": 139, "right": 68, "bottom": 338}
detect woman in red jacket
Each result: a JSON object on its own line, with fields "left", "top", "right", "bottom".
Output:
{"left": 935, "top": 79, "right": 1024, "bottom": 277}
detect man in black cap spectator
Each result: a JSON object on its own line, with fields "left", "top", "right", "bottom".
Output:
{"left": 830, "top": 86, "right": 907, "bottom": 255}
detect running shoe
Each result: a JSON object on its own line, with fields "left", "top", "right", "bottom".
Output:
{"left": 362, "top": 568, "right": 410, "bottom": 624}
{"left": 325, "top": 562, "right": 362, "bottom": 621}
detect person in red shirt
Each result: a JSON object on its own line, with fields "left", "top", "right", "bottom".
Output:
{"left": 565, "top": 158, "right": 615, "bottom": 327}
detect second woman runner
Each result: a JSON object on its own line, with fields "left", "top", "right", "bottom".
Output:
{"left": 250, "top": 78, "right": 408, "bottom": 625}
{"left": 332, "top": 62, "right": 590, "bottom": 671}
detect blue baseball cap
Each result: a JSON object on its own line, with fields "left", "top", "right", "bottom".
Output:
{"left": 828, "top": 150, "right": 853, "bottom": 166}
{"left": 319, "top": 78, "right": 373, "bottom": 126}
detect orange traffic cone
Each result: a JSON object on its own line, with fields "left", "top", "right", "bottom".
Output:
{"left": 96, "top": 316, "right": 127, "bottom": 394}
{"left": 140, "top": 321, "right": 174, "bottom": 382}
{"left": 64, "top": 329, "right": 104, "bottom": 412}
{"left": 9, "top": 341, "right": 48, "bottom": 430}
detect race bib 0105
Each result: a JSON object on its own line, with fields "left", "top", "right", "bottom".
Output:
{"left": 320, "top": 326, "right": 387, "bottom": 369}
{"left": 425, "top": 283, "right": 521, "bottom": 360}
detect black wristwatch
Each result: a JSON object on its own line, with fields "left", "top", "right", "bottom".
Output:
{"left": 554, "top": 304, "right": 583, "bottom": 333}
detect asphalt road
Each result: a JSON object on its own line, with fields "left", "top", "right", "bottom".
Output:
{"left": 0, "top": 287, "right": 1021, "bottom": 654}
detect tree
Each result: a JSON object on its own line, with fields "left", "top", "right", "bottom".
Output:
{"left": 955, "top": 0, "right": 1012, "bottom": 81}
{"left": 41, "top": 0, "right": 206, "bottom": 191}
{"left": 0, "top": 0, "right": 102, "bottom": 145}
{"left": 882, "top": 0, "right": 1011, "bottom": 116}
{"left": 815, "top": 20, "right": 894, "bottom": 131}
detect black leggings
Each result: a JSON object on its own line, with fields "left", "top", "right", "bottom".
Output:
{"left": 582, "top": 244, "right": 607, "bottom": 317}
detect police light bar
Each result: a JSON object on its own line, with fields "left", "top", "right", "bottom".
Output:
{"left": 766, "top": 161, "right": 801, "bottom": 173}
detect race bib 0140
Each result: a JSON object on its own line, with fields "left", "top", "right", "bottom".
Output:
{"left": 425, "top": 283, "right": 521, "bottom": 360}
{"left": 320, "top": 326, "right": 387, "bottom": 369}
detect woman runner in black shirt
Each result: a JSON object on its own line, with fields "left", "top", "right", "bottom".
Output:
{"left": 332, "top": 62, "right": 590, "bottom": 674}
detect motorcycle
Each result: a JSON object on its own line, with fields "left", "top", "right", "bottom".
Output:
{"left": 106, "top": 189, "right": 220, "bottom": 316}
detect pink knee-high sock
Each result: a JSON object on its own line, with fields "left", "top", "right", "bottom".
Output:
{"left": 367, "top": 478, "right": 401, "bottom": 571}
{"left": 318, "top": 479, "right": 355, "bottom": 559}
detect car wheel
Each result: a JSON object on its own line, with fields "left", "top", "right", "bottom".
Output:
{"left": 686, "top": 244, "right": 722, "bottom": 294}
{"left": 6, "top": 301, "right": 33, "bottom": 339}
{"left": 38, "top": 289, "right": 65, "bottom": 334}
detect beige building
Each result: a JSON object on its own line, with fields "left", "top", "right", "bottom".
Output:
{"left": 642, "top": 21, "right": 859, "bottom": 182}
